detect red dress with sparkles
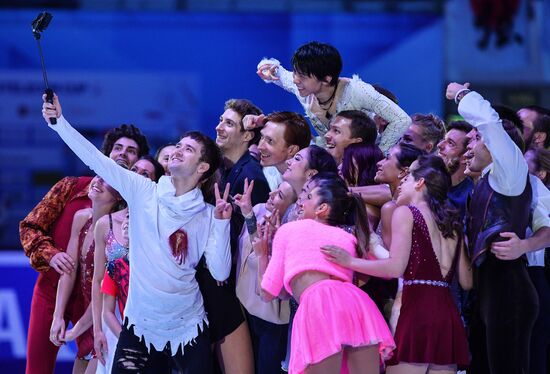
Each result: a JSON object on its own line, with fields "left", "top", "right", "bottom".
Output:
{"left": 76, "top": 217, "right": 95, "bottom": 356}
{"left": 387, "top": 206, "right": 469, "bottom": 369}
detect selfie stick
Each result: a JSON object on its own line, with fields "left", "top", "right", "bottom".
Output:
{"left": 32, "top": 12, "right": 56, "bottom": 124}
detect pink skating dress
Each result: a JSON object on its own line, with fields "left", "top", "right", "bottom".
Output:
{"left": 262, "top": 219, "right": 395, "bottom": 374}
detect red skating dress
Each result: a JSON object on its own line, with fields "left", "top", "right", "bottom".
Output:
{"left": 387, "top": 206, "right": 469, "bottom": 369}
{"left": 76, "top": 217, "right": 95, "bottom": 357}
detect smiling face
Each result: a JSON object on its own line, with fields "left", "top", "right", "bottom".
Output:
{"left": 283, "top": 148, "right": 311, "bottom": 187}
{"left": 109, "top": 137, "right": 139, "bottom": 168}
{"left": 215, "top": 108, "right": 248, "bottom": 153}
{"left": 258, "top": 122, "right": 294, "bottom": 170}
{"left": 297, "top": 180, "right": 322, "bottom": 220}
{"left": 437, "top": 129, "right": 467, "bottom": 174}
{"left": 88, "top": 176, "right": 119, "bottom": 204}
{"left": 395, "top": 161, "right": 420, "bottom": 205}
{"left": 292, "top": 71, "right": 324, "bottom": 97}
{"left": 265, "top": 181, "right": 296, "bottom": 214}
{"left": 374, "top": 145, "right": 402, "bottom": 184}
{"left": 168, "top": 137, "right": 208, "bottom": 179}
{"left": 157, "top": 145, "right": 175, "bottom": 174}
{"left": 324, "top": 116, "right": 361, "bottom": 163}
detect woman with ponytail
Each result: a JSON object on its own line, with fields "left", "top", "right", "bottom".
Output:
{"left": 254, "top": 173, "right": 394, "bottom": 374}
{"left": 323, "top": 155, "right": 472, "bottom": 373}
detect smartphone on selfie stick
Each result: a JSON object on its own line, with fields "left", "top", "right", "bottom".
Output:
{"left": 32, "top": 12, "right": 56, "bottom": 124}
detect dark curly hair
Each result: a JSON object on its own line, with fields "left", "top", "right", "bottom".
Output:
{"left": 101, "top": 124, "right": 150, "bottom": 158}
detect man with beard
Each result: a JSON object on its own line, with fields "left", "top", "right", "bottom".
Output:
{"left": 436, "top": 120, "right": 475, "bottom": 324}
{"left": 518, "top": 105, "right": 550, "bottom": 143}
{"left": 437, "top": 120, "right": 474, "bottom": 220}
{"left": 353, "top": 114, "right": 446, "bottom": 208}
{"left": 524, "top": 114, "right": 550, "bottom": 150}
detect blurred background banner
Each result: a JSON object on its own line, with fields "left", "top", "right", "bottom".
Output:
{"left": 0, "top": 71, "right": 200, "bottom": 137}
{"left": 0, "top": 1, "right": 549, "bottom": 371}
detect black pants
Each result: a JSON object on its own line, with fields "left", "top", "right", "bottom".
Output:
{"left": 111, "top": 320, "right": 212, "bottom": 374}
{"left": 528, "top": 266, "right": 550, "bottom": 374}
{"left": 469, "top": 256, "right": 539, "bottom": 374}
{"left": 244, "top": 309, "right": 288, "bottom": 374}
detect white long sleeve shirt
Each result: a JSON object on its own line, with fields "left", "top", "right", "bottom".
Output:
{"left": 258, "top": 58, "right": 411, "bottom": 153}
{"left": 459, "top": 92, "right": 548, "bottom": 266}
{"left": 50, "top": 116, "right": 231, "bottom": 354}
{"left": 458, "top": 91, "right": 528, "bottom": 197}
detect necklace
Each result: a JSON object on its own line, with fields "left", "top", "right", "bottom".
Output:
{"left": 317, "top": 83, "right": 338, "bottom": 109}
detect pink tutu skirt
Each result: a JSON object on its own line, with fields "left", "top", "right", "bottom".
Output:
{"left": 290, "top": 279, "right": 395, "bottom": 374}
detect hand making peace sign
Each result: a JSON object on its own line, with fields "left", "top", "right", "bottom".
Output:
{"left": 214, "top": 182, "right": 233, "bottom": 220}
{"left": 233, "top": 178, "right": 255, "bottom": 216}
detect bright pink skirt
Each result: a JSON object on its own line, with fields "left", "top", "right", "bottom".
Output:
{"left": 289, "top": 279, "right": 395, "bottom": 374}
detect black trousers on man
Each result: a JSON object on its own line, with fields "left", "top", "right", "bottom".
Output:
{"left": 111, "top": 320, "right": 212, "bottom": 374}
{"left": 469, "top": 256, "right": 539, "bottom": 374}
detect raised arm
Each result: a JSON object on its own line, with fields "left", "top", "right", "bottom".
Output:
{"left": 234, "top": 178, "right": 262, "bottom": 244}
{"left": 19, "top": 177, "right": 82, "bottom": 272}
{"left": 449, "top": 83, "right": 528, "bottom": 196}
{"left": 42, "top": 94, "right": 152, "bottom": 202}
{"left": 349, "top": 80, "right": 411, "bottom": 154}
{"left": 257, "top": 58, "right": 307, "bottom": 105}
{"left": 203, "top": 183, "right": 232, "bottom": 282}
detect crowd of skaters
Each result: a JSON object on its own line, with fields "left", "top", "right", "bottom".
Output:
{"left": 19, "top": 41, "right": 550, "bottom": 374}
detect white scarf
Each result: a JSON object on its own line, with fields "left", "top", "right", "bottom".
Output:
{"left": 156, "top": 176, "right": 207, "bottom": 240}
